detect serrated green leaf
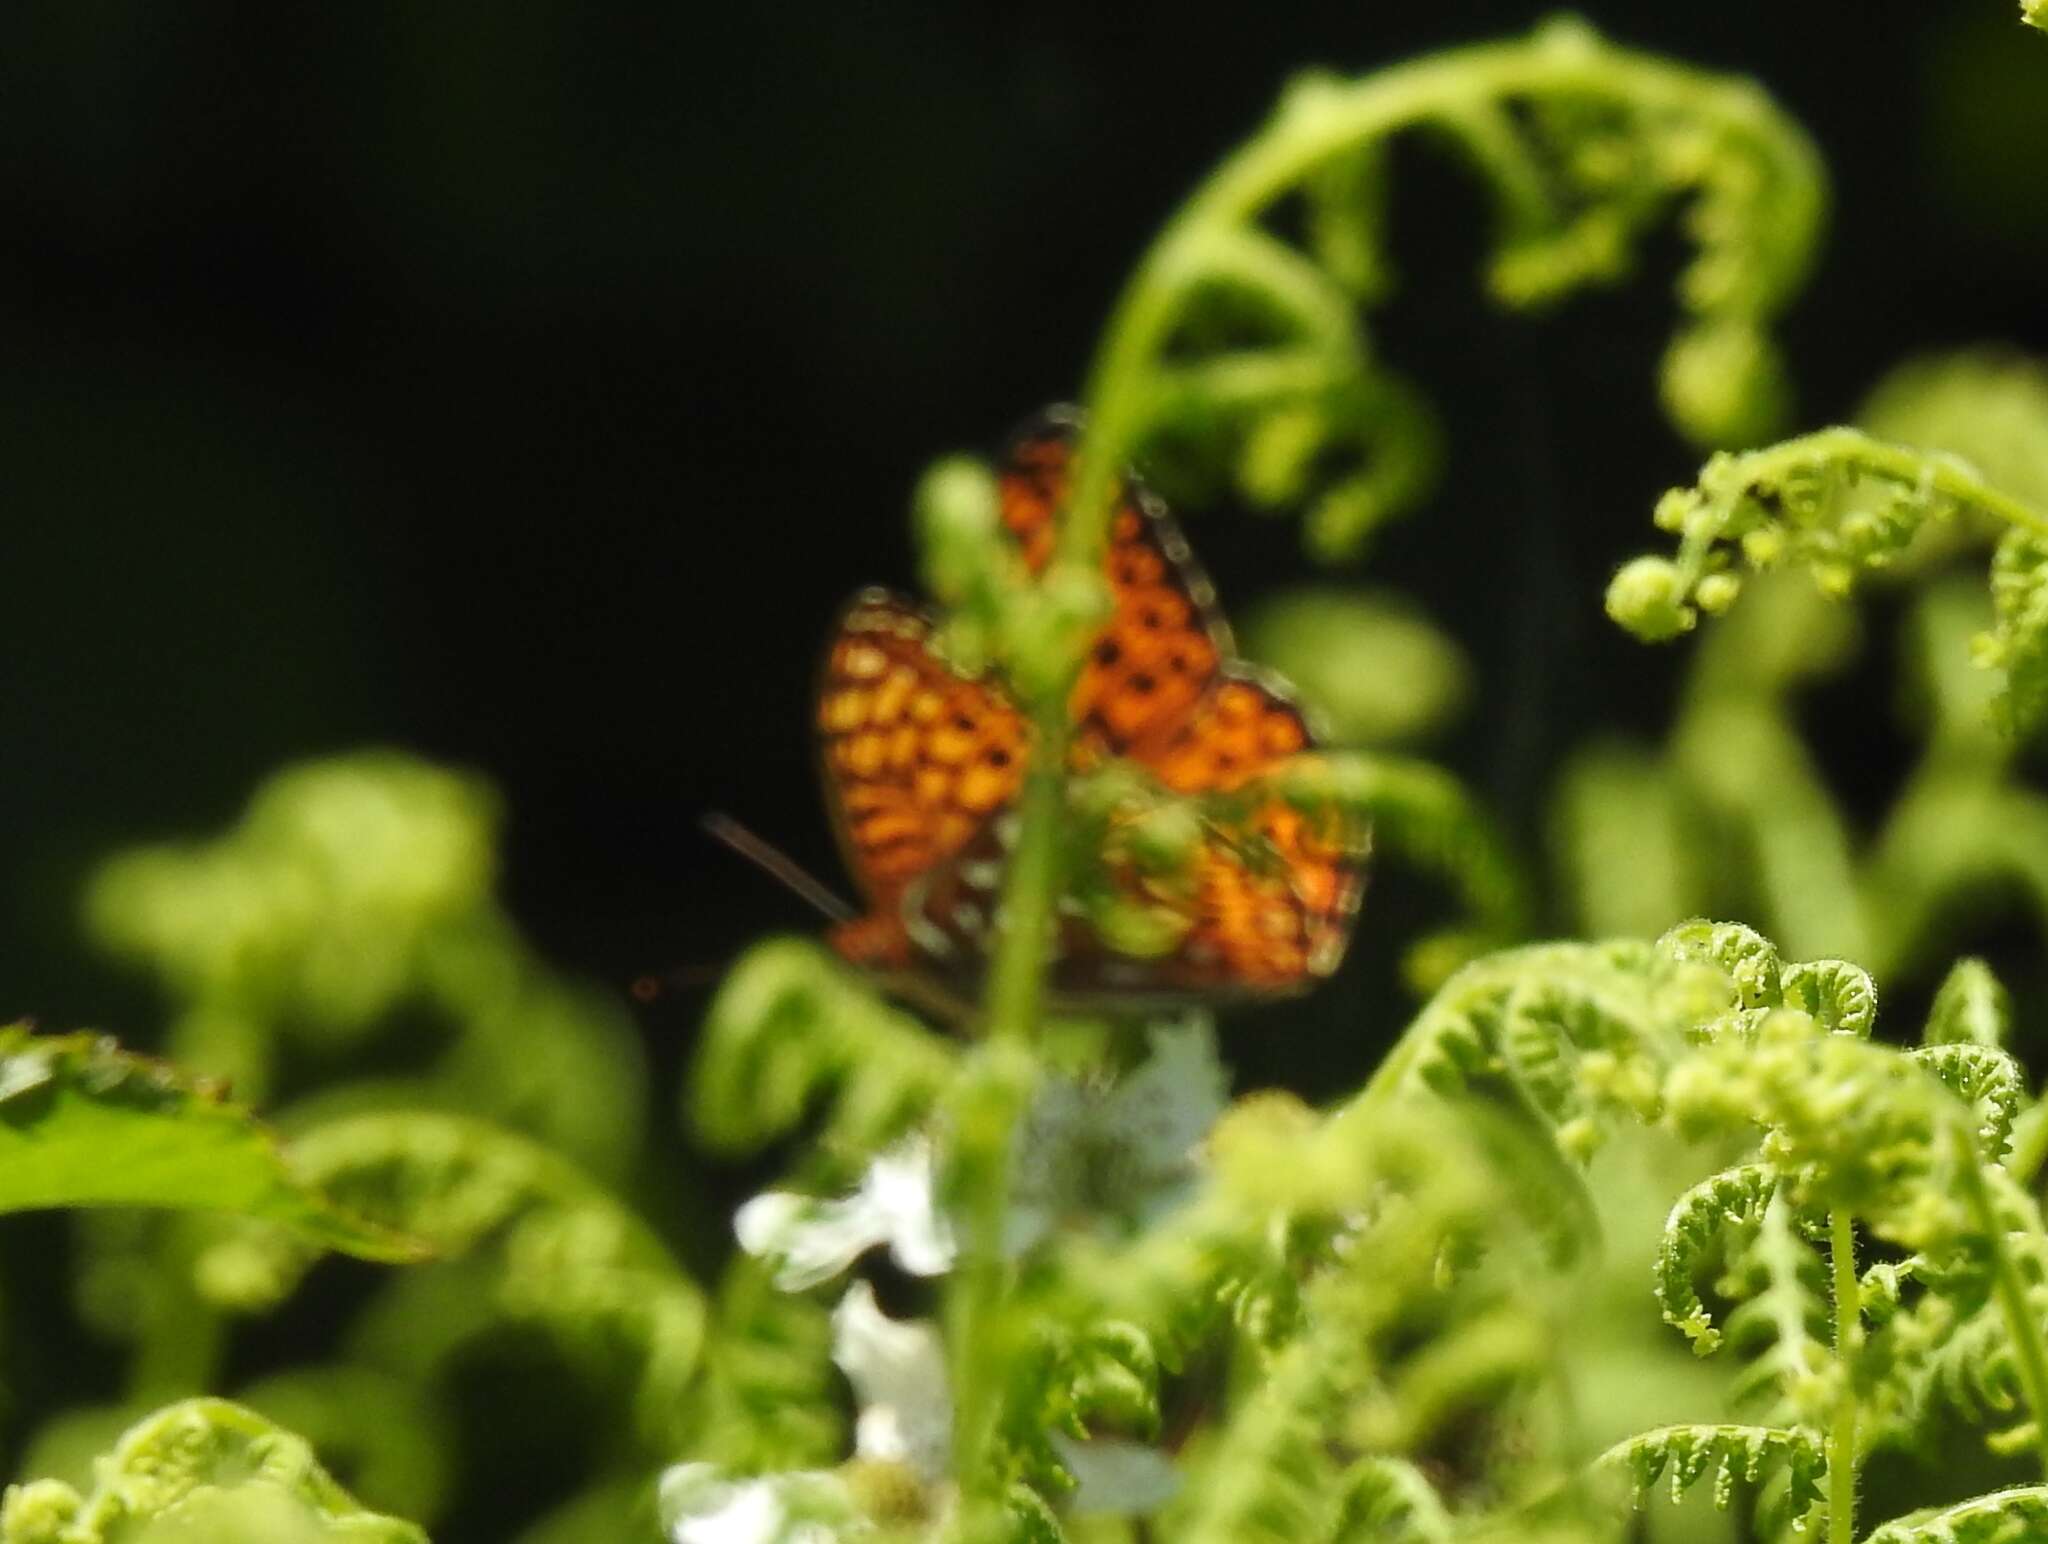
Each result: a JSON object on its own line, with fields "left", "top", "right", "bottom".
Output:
{"left": 0, "top": 1027, "right": 414, "bottom": 1261}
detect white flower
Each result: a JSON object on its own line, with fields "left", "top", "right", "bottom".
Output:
{"left": 660, "top": 1284, "right": 1179, "bottom": 1533}
{"left": 658, "top": 1463, "right": 860, "bottom": 1544}
{"left": 1049, "top": 1434, "right": 1183, "bottom": 1517}
{"left": 733, "top": 1018, "right": 1225, "bottom": 1291}
{"left": 830, "top": 1280, "right": 953, "bottom": 1485}
{"left": 736, "top": 1137, "right": 955, "bottom": 1290}
{"left": 1009, "top": 1013, "right": 1226, "bottom": 1251}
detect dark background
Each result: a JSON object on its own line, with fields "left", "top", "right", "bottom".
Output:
{"left": 5, "top": 0, "right": 2048, "bottom": 1112}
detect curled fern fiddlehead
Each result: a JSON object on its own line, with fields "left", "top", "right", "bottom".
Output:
{"left": 1053, "top": 14, "right": 1825, "bottom": 584}
{"left": 1608, "top": 428, "right": 2048, "bottom": 734}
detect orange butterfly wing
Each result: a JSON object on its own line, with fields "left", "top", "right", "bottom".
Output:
{"left": 997, "top": 414, "right": 1367, "bottom": 995}
{"left": 815, "top": 589, "right": 1027, "bottom": 971}
{"left": 816, "top": 412, "right": 1366, "bottom": 1001}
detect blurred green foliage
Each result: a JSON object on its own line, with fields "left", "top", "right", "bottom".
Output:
{"left": 3, "top": 10, "right": 2048, "bottom": 1544}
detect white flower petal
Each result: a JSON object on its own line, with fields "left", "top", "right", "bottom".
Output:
{"left": 658, "top": 1463, "right": 858, "bottom": 1543}
{"left": 735, "top": 1192, "right": 878, "bottom": 1291}
{"left": 735, "top": 1139, "right": 954, "bottom": 1290}
{"left": 863, "top": 1140, "right": 956, "bottom": 1276}
{"left": 1104, "top": 1014, "right": 1227, "bottom": 1182}
{"left": 830, "top": 1281, "right": 953, "bottom": 1485}
{"left": 1049, "top": 1435, "right": 1183, "bottom": 1518}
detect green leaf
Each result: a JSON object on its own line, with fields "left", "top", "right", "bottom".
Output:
{"left": 1864, "top": 1485, "right": 2048, "bottom": 1543}
{"left": 1238, "top": 588, "right": 1471, "bottom": 748}
{"left": 1924, "top": 958, "right": 2012, "bottom": 1048}
{"left": 0, "top": 1027, "right": 413, "bottom": 1261}
{"left": 0, "top": 1398, "right": 428, "bottom": 1543}
{"left": 1594, "top": 1423, "right": 1823, "bottom": 1520}
{"left": 1982, "top": 526, "right": 2048, "bottom": 736}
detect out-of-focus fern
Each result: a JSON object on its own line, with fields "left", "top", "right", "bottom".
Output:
{"left": 0, "top": 1398, "right": 428, "bottom": 1543}
{"left": 689, "top": 938, "right": 957, "bottom": 1174}
{"left": 1557, "top": 351, "right": 2048, "bottom": 973}
{"left": 215, "top": 1112, "right": 705, "bottom": 1454}
{"left": 1062, "top": 14, "right": 1823, "bottom": 572}
{"left": 233, "top": 1368, "right": 453, "bottom": 1531}
{"left": 1863, "top": 1486, "right": 2048, "bottom": 1543}
{"left": 1925, "top": 958, "right": 2013, "bottom": 1048}
{"left": 1328, "top": 1455, "right": 1453, "bottom": 1543}
{"left": 685, "top": 1258, "right": 846, "bottom": 1474}
{"left": 1594, "top": 1422, "right": 1823, "bottom": 1516}
{"left": 86, "top": 752, "right": 646, "bottom": 1178}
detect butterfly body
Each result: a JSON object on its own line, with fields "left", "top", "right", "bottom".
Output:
{"left": 817, "top": 412, "right": 1366, "bottom": 1009}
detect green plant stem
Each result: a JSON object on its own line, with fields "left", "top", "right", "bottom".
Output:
{"left": 946, "top": 723, "right": 1063, "bottom": 1540}
{"left": 1064, "top": 25, "right": 1823, "bottom": 556}
{"left": 1953, "top": 1124, "right": 2048, "bottom": 1482}
{"left": 1708, "top": 428, "right": 2048, "bottom": 544}
{"left": 960, "top": 23, "right": 1820, "bottom": 1536}
{"left": 1827, "top": 1209, "right": 1860, "bottom": 1544}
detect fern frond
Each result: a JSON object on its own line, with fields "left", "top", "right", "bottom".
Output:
{"left": 1328, "top": 1455, "right": 1452, "bottom": 1543}
{"left": 226, "top": 1111, "right": 705, "bottom": 1453}
{"left": 1663, "top": 1014, "right": 1973, "bottom": 1248}
{"left": 1863, "top": 1485, "right": 2048, "bottom": 1543}
{"left": 1780, "top": 957, "right": 1877, "bottom": 1037}
{"left": 1721, "top": 1189, "right": 1832, "bottom": 1425}
{"left": 686, "top": 1257, "right": 845, "bottom": 1472}
{"left": 690, "top": 937, "right": 957, "bottom": 1164}
{"left": 1924, "top": 958, "right": 2013, "bottom": 1048}
{"left": 1656, "top": 1162, "right": 1777, "bottom": 1352}
{"left": 1164, "top": 1326, "right": 1346, "bottom": 1544}
{"left": 1657, "top": 918, "right": 1782, "bottom": 1007}
{"left": 1594, "top": 1422, "right": 1823, "bottom": 1519}
{"left": 0, "top": 1398, "right": 428, "bottom": 1543}
{"left": 1608, "top": 429, "right": 2048, "bottom": 734}
{"left": 1911, "top": 1044, "right": 2028, "bottom": 1157}
{"left": 1982, "top": 527, "right": 2048, "bottom": 734}
{"left": 1058, "top": 15, "right": 1824, "bottom": 591}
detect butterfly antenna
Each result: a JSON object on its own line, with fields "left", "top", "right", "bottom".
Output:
{"left": 699, "top": 812, "right": 856, "bottom": 925}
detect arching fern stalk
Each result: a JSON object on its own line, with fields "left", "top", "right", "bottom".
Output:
{"left": 1608, "top": 427, "right": 2048, "bottom": 732}
{"left": 928, "top": 24, "right": 1826, "bottom": 1534}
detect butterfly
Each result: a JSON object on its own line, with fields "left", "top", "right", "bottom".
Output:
{"left": 816, "top": 408, "right": 1367, "bottom": 1008}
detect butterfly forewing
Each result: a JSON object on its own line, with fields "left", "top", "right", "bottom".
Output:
{"left": 999, "top": 413, "right": 1232, "bottom": 762}
{"left": 815, "top": 590, "right": 1028, "bottom": 967}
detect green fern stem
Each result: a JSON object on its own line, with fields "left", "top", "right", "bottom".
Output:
{"left": 1952, "top": 1123, "right": 2048, "bottom": 1482}
{"left": 946, "top": 713, "right": 1065, "bottom": 1539}
{"left": 1064, "top": 22, "right": 1822, "bottom": 553}
{"left": 1675, "top": 430, "right": 2048, "bottom": 583}
{"left": 1826, "top": 1210, "right": 1861, "bottom": 1544}
{"left": 966, "top": 23, "right": 1817, "bottom": 1536}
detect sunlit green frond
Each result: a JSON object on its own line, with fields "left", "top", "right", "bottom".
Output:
{"left": 0, "top": 1026, "right": 410, "bottom": 1260}
{"left": 1327, "top": 1455, "right": 1452, "bottom": 1544}
{"left": 1911, "top": 1044, "right": 2028, "bottom": 1156}
{"left": 690, "top": 938, "right": 957, "bottom": 1164}
{"left": 1864, "top": 1485, "right": 2048, "bottom": 1543}
{"left": 1924, "top": 959, "right": 2013, "bottom": 1048}
{"left": 0, "top": 1399, "right": 428, "bottom": 1543}
{"left": 209, "top": 1112, "right": 703, "bottom": 1452}
{"left": 1595, "top": 1422, "right": 1823, "bottom": 1519}
{"left": 1656, "top": 1163, "right": 1777, "bottom": 1353}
